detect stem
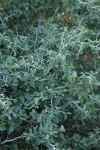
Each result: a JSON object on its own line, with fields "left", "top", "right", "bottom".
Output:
{"left": 1, "top": 135, "right": 23, "bottom": 145}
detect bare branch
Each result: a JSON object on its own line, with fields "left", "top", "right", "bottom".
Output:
{"left": 1, "top": 135, "right": 23, "bottom": 145}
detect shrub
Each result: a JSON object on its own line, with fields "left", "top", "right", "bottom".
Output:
{"left": 0, "top": 0, "right": 100, "bottom": 149}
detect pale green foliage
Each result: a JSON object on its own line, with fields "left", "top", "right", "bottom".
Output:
{"left": 0, "top": 0, "right": 100, "bottom": 149}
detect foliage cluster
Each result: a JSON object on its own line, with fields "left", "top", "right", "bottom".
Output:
{"left": 0, "top": 0, "right": 100, "bottom": 149}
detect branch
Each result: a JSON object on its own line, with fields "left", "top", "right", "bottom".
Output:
{"left": 1, "top": 135, "right": 23, "bottom": 145}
